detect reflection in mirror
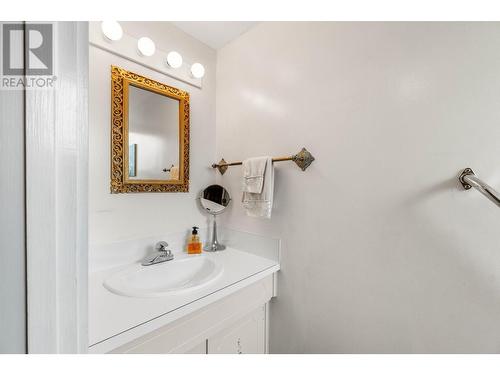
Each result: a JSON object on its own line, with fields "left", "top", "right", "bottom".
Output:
{"left": 128, "top": 144, "right": 137, "bottom": 177}
{"left": 128, "top": 84, "right": 180, "bottom": 181}
{"left": 200, "top": 184, "right": 231, "bottom": 214}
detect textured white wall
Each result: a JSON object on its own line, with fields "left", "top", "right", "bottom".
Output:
{"left": 89, "top": 22, "right": 216, "bottom": 248}
{"left": 216, "top": 22, "right": 500, "bottom": 353}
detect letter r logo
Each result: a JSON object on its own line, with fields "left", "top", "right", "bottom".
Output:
{"left": 2, "top": 23, "right": 53, "bottom": 76}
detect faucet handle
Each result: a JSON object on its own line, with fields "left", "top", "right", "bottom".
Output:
{"left": 155, "top": 241, "right": 169, "bottom": 251}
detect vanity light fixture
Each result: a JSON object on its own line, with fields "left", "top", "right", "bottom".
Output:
{"left": 166, "top": 51, "right": 183, "bottom": 69}
{"left": 190, "top": 63, "right": 205, "bottom": 79}
{"left": 101, "top": 21, "right": 123, "bottom": 42}
{"left": 137, "top": 37, "right": 156, "bottom": 57}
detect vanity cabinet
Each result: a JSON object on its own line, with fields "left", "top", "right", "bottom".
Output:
{"left": 110, "top": 275, "right": 274, "bottom": 354}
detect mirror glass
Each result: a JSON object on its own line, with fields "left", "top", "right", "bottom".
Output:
{"left": 128, "top": 84, "right": 180, "bottom": 181}
{"left": 200, "top": 185, "right": 231, "bottom": 214}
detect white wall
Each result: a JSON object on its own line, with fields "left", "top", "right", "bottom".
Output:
{"left": 216, "top": 22, "right": 500, "bottom": 353}
{"left": 89, "top": 22, "right": 216, "bottom": 248}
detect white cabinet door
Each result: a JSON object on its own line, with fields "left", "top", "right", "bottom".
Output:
{"left": 208, "top": 305, "right": 266, "bottom": 354}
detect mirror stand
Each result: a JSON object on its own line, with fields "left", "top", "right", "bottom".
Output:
{"left": 199, "top": 184, "right": 231, "bottom": 252}
{"left": 205, "top": 214, "right": 226, "bottom": 252}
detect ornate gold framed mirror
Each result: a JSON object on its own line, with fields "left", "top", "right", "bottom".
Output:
{"left": 110, "top": 66, "right": 189, "bottom": 193}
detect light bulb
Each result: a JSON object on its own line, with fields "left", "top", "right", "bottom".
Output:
{"left": 137, "top": 37, "right": 155, "bottom": 57}
{"left": 190, "top": 63, "right": 205, "bottom": 78}
{"left": 101, "top": 21, "right": 123, "bottom": 42}
{"left": 166, "top": 51, "right": 183, "bottom": 68}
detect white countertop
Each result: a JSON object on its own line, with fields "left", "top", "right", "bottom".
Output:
{"left": 89, "top": 247, "right": 279, "bottom": 352}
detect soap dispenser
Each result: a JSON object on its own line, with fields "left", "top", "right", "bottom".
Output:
{"left": 187, "top": 226, "right": 202, "bottom": 254}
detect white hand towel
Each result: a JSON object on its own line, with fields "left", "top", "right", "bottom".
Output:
{"left": 242, "top": 156, "right": 274, "bottom": 219}
{"left": 242, "top": 156, "right": 268, "bottom": 193}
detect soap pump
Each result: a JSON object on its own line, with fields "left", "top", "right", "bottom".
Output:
{"left": 187, "top": 226, "right": 202, "bottom": 254}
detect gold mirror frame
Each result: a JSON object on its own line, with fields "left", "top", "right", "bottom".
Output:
{"left": 110, "top": 65, "right": 190, "bottom": 193}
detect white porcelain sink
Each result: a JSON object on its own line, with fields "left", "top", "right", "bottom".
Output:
{"left": 103, "top": 254, "right": 223, "bottom": 298}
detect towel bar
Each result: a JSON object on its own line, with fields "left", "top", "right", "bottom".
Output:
{"left": 458, "top": 168, "right": 500, "bottom": 207}
{"left": 211, "top": 147, "right": 315, "bottom": 175}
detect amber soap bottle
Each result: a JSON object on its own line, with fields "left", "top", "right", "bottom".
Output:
{"left": 187, "top": 226, "right": 202, "bottom": 254}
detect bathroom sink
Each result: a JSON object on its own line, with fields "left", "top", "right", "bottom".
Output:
{"left": 103, "top": 255, "right": 223, "bottom": 298}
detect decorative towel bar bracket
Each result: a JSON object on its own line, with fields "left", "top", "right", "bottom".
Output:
{"left": 212, "top": 147, "right": 315, "bottom": 175}
{"left": 458, "top": 167, "right": 500, "bottom": 207}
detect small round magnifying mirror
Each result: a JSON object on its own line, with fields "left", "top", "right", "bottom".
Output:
{"left": 199, "top": 184, "right": 231, "bottom": 251}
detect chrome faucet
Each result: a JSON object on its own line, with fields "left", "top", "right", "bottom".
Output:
{"left": 141, "top": 241, "right": 174, "bottom": 266}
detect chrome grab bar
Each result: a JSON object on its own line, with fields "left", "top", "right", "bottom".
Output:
{"left": 459, "top": 168, "right": 500, "bottom": 207}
